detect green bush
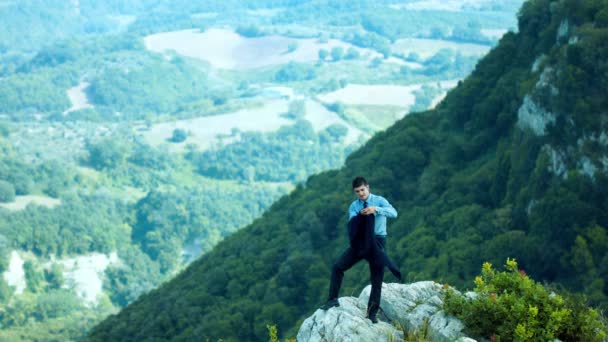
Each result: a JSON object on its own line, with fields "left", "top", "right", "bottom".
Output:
{"left": 443, "top": 259, "right": 608, "bottom": 342}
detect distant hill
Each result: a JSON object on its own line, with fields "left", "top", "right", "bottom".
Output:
{"left": 86, "top": 0, "right": 608, "bottom": 340}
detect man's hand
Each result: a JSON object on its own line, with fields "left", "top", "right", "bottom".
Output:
{"left": 360, "top": 206, "right": 377, "bottom": 215}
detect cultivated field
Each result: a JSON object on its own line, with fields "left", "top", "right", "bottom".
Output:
{"left": 0, "top": 195, "right": 61, "bottom": 211}
{"left": 144, "top": 28, "right": 383, "bottom": 70}
{"left": 142, "top": 97, "right": 365, "bottom": 151}
{"left": 481, "top": 28, "right": 508, "bottom": 39}
{"left": 64, "top": 81, "right": 93, "bottom": 114}
{"left": 317, "top": 84, "right": 421, "bottom": 108}
{"left": 389, "top": 0, "right": 499, "bottom": 11}
{"left": 392, "top": 38, "right": 491, "bottom": 59}
{"left": 304, "top": 100, "right": 365, "bottom": 144}
{"left": 142, "top": 100, "right": 290, "bottom": 150}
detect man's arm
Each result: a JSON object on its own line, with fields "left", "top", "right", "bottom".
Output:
{"left": 374, "top": 197, "right": 397, "bottom": 218}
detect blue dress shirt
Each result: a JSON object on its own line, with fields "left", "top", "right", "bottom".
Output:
{"left": 348, "top": 193, "right": 397, "bottom": 236}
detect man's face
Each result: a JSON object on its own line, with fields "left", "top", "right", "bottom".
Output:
{"left": 353, "top": 184, "right": 370, "bottom": 201}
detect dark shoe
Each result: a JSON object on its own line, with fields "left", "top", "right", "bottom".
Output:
{"left": 368, "top": 315, "right": 378, "bottom": 324}
{"left": 320, "top": 298, "right": 339, "bottom": 311}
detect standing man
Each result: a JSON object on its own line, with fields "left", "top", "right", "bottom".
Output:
{"left": 320, "top": 176, "right": 398, "bottom": 323}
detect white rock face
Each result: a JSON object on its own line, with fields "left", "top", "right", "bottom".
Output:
{"left": 297, "top": 282, "right": 474, "bottom": 342}
{"left": 3, "top": 250, "right": 120, "bottom": 306}
{"left": 3, "top": 251, "right": 26, "bottom": 294}
{"left": 557, "top": 19, "right": 569, "bottom": 42}
{"left": 50, "top": 252, "right": 120, "bottom": 306}
{"left": 517, "top": 95, "right": 556, "bottom": 136}
{"left": 536, "top": 67, "right": 559, "bottom": 96}
{"left": 531, "top": 54, "right": 546, "bottom": 73}
{"left": 543, "top": 145, "right": 567, "bottom": 178}
{"left": 579, "top": 157, "right": 597, "bottom": 179}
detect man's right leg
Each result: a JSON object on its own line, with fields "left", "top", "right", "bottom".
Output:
{"left": 321, "top": 248, "right": 360, "bottom": 310}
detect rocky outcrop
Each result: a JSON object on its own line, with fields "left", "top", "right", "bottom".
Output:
{"left": 516, "top": 95, "right": 556, "bottom": 136}
{"left": 297, "top": 281, "right": 476, "bottom": 342}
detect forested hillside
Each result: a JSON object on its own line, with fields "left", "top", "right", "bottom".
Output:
{"left": 87, "top": 0, "right": 608, "bottom": 340}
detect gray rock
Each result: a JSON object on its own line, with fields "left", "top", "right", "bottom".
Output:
{"left": 297, "top": 282, "right": 475, "bottom": 342}
{"left": 296, "top": 297, "right": 404, "bottom": 342}
{"left": 359, "top": 282, "right": 468, "bottom": 341}
{"left": 557, "top": 19, "right": 569, "bottom": 43}
{"left": 517, "top": 95, "right": 556, "bottom": 136}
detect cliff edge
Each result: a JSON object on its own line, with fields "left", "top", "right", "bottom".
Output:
{"left": 297, "top": 281, "right": 476, "bottom": 342}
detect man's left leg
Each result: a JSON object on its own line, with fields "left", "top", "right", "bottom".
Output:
{"left": 366, "top": 256, "right": 384, "bottom": 323}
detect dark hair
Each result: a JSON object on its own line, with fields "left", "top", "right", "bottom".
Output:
{"left": 352, "top": 176, "right": 368, "bottom": 188}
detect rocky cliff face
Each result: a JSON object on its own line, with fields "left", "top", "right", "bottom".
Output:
{"left": 297, "top": 282, "right": 476, "bottom": 342}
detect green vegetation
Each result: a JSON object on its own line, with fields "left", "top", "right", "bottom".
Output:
{"left": 330, "top": 47, "right": 344, "bottom": 61}
{"left": 274, "top": 62, "right": 317, "bottom": 82}
{"left": 444, "top": 259, "right": 608, "bottom": 341}
{"left": 0, "top": 136, "right": 293, "bottom": 339}
{"left": 410, "top": 84, "right": 444, "bottom": 112}
{"left": 86, "top": 1, "right": 608, "bottom": 341}
{"left": 0, "top": 67, "right": 75, "bottom": 114}
{"left": 86, "top": 56, "right": 210, "bottom": 118}
{"left": 169, "top": 128, "right": 188, "bottom": 143}
{"left": 0, "top": 180, "right": 15, "bottom": 203}
{"left": 236, "top": 25, "right": 265, "bottom": 38}
{"left": 267, "top": 324, "right": 296, "bottom": 342}
{"left": 190, "top": 120, "right": 351, "bottom": 182}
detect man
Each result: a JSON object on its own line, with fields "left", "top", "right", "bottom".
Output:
{"left": 320, "top": 176, "right": 399, "bottom": 323}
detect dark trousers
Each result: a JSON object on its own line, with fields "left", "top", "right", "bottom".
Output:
{"left": 328, "top": 236, "right": 386, "bottom": 318}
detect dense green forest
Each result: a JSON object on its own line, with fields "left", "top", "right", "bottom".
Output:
{"left": 190, "top": 120, "right": 354, "bottom": 182}
{"left": 87, "top": 0, "right": 608, "bottom": 340}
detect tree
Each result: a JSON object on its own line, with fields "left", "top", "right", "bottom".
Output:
{"left": 169, "top": 129, "right": 187, "bottom": 143}
{"left": 0, "top": 180, "right": 15, "bottom": 203}
{"left": 451, "top": 20, "right": 489, "bottom": 44}
{"left": 370, "top": 57, "right": 383, "bottom": 68}
{"left": 0, "top": 122, "right": 9, "bottom": 137}
{"left": 287, "top": 41, "right": 299, "bottom": 53}
{"left": 274, "top": 62, "right": 316, "bottom": 82}
{"left": 85, "top": 138, "right": 130, "bottom": 170}
{"left": 318, "top": 48, "right": 329, "bottom": 61}
{"left": 345, "top": 47, "right": 360, "bottom": 59}
{"left": 285, "top": 100, "right": 306, "bottom": 119}
{"left": 321, "top": 124, "right": 348, "bottom": 143}
{"left": 24, "top": 261, "right": 44, "bottom": 293}
{"left": 406, "top": 52, "right": 421, "bottom": 62}
{"left": 330, "top": 46, "right": 344, "bottom": 61}
{"left": 44, "top": 263, "right": 64, "bottom": 290}
{"left": 236, "top": 25, "right": 264, "bottom": 37}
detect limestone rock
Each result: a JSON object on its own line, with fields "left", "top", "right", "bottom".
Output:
{"left": 359, "top": 282, "right": 468, "bottom": 341}
{"left": 296, "top": 297, "right": 404, "bottom": 342}
{"left": 297, "top": 282, "right": 475, "bottom": 342}
{"left": 517, "top": 95, "right": 556, "bottom": 136}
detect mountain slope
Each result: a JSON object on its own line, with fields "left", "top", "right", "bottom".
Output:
{"left": 87, "top": 0, "right": 608, "bottom": 340}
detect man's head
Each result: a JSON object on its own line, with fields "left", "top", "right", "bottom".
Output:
{"left": 352, "top": 176, "right": 370, "bottom": 201}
